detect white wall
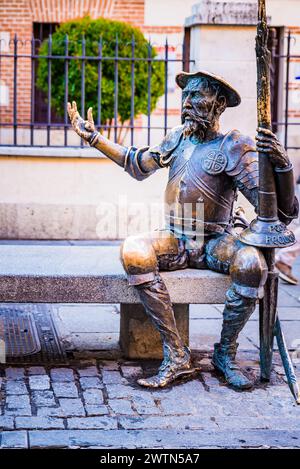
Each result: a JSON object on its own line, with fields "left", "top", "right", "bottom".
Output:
{"left": 145, "top": 0, "right": 196, "bottom": 26}
{"left": 190, "top": 24, "right": 257, "bottom": 137}
{"left": 268, "top": 0, "right": 300, "bottom": 26}
{"left": 145, "top": 0, "right": 300, "bottom": 28}
{"left": 0, "top": 156, "right": 168, "bottom": 239}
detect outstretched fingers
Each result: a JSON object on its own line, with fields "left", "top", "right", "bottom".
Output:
{"left": 87, "top": 107, "right": 94, "bottom": 124}
{"left": 67, "top": 102, "right": 73, "bottom": 121}
{"left": 67, "top": 101, "right": 79, "bottom": 124}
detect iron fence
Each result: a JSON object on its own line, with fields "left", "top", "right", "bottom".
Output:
{"left": 1, "top": 30, "right": 299, "bottom": 151}
{"left": 271, "top": 30, "right": 300, "bottom": 151}
{"left": 0, "top": 34, "right": 192, "bottom": 148}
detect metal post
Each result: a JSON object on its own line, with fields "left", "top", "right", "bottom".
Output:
{"left": 130, "top": 34, "right": 135, "bottom": 146}
{"left": 164, "top": 37, "right": 168, "bottom": 136}
{"left": 47, "top": 34, "right": 52, "bottom": 147}
{"left": 114, "top": 34, "right": 119, "bottom": 143}
{"left": 30, "top": 35, "right": 35, "bottom": 146}
{"left": 97, "top": 36, "right": 102, "bottom": 130}
{"left": 13, "top": 34, "right": 18, "bottom": 146}
{"left": 80, "top": 34, "right": 86, "bottom": 147}
{"left": 284, "top": 30, "right": 291, "bottom": 150}
{"left": 147, "top": 41, "right": 152, "bottom": 146}
{"left": 64, "top": 34, "right": 69, "bottom": 147}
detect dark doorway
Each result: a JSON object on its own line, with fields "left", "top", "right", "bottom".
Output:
{"left": 33, "top": 22, "right": 62, "bottom": 124}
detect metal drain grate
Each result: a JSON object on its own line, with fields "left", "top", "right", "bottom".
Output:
{"left": 0, "top": 304, "right": 67, "bottom": 364}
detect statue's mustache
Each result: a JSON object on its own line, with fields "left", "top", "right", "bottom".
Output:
{"left": 182, "top": 108, "right": 210, "bottom": 125}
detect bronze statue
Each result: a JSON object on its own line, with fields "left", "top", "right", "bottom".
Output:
{"left": 68, "top": 68, "right": 298, "bottom": 390}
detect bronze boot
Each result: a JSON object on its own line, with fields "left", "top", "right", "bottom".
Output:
{"left": 212, "top": 343, "right": 252, "bottom": 389}
{"left": 212, "top": 287, "right": 256, "bottom": 389}
{"left": 135, "top": 273, "right": 194, "bottom": 388}
{"left": 137, "top": 344, "right": 193, "bottom": 388}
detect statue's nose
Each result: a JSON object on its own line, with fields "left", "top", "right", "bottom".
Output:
{"left": 183, "top": 95, "right": 192, "bottom": 109}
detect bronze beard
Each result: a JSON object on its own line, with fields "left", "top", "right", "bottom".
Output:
{"left": 182, "top": 114, "right": 207, "bottom": 140}
{"left": 182, "top": 109, "right": 215, "bottom": 141}
{"left": 181, "top": 95, "right": 225, "bottom": 141}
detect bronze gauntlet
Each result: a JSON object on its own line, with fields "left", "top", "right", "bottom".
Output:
{"left": 274, "top": 164, "right": 299, "bottom": 224}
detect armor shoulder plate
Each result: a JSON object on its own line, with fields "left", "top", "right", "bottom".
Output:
{"left": 148, "top": 125, "right": 184, "bottom": 167}
{"left": 224, "top": 130, "right": 258, "bottom": 190}
{"left": 224, "top": 130, "right": 257, "bottom": 172}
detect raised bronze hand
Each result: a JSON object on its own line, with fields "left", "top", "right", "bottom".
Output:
{"left": 67, "top": 101, "right": 99, "bottom": 146}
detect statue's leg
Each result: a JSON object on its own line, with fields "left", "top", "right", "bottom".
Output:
{"left": 120, "top": 230, "right": 194, "bottom": 388}
{"left": 205, "top": 234, "right": 268, "bottom": 389}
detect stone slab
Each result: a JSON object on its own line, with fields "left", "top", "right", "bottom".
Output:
{"left": 185, "top": 1, "right": 259, "bottom": 27}
{"left": 0, "top": 145, "right": 104, "bottom": 159}
{"left": 27, "top": 429, "right": 300, "bottom": 449}
{"left": 0, "top": 245, "right": 230, "bottom": 303}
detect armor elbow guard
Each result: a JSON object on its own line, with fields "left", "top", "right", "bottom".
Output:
{"left": 123, "top": 146, "right": 155, "bottom": 181}
{"left": 274, "top": 164, "right": 299, "bottom": 225}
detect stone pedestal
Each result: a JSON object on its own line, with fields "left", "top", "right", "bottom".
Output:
{"left": 119, "top": 303, "right": 189, "bottom": 359}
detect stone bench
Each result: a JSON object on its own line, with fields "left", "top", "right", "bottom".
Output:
{"left": 0, "top": 244, "right": 231, "bottom": 359}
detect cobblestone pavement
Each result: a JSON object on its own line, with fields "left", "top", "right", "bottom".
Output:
{"left": 1, "top": 352, "right": 300, "bottom": 449}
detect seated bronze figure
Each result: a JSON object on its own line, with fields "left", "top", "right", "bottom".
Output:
{"left": 68, "top": 70, "right": 298, "bottom": 390}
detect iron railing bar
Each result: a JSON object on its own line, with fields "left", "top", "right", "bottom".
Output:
{"left": 0, "top": 52, "right": 195, "bottom": 63}
{"left": 13, "top": 34, "right": 18, "bottom": 145}
{"left": 30, "top": 36, "right": 35, "bottom": 146}
{"left": 64, "top": 34, "right": 69, "bottom": 147}
{"left": 47, "top": 34, "right": 52, "bottom": 146}
{"left": 284, "top": 31, "right": 291, "bottom": 150}
{"left": 269, "top": 54, "right": 300, "bottom": 59}
{"left": 0, "top": 139, "right": 189, "bottom": 149}
{"left": 147, "top": 41, "right": 152, "bottom": 145}
{"left": 114, "top": 34, "right": 118, "bottom": 143}
{"left": 97, "top": 37, "right": 102, "bottom": 128}
{"left": 130, "top": 34, "right": 135, "bottom": 146}
{"left": 80, "top": 34, "right": 86, "bottom": 147}
{"left": 272, "top": 122, "right": 300, "bottom": 126}
{"left": 0, "top": 122, "right": 176, "bottom": 130}
{"left": 164, "top": 37, "right": 168, "bottom": 136}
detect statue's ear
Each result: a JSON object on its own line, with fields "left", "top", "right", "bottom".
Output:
{"left": 217, "top": 95, "right": 227, "bottom": 114}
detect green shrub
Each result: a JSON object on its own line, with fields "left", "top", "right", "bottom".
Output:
{"left": 36, "top": 16, "right": 165, "bottom": 142}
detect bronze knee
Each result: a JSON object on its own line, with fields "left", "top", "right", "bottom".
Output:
{"left": 120, "top": 235, "right": 158, "bottom": 285}
{"left": 230, "top": 245, "right": 268, "bottom": 299}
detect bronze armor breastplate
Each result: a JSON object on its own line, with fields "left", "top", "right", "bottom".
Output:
{"left": 164, "top": 135, "right": 236, "bottom": 238}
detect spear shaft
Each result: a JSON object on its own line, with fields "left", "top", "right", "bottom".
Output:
{"left": 256, "top": 0, "right": 277, "bottom": 380}
{"left": 256, "top": 0, "right": 278, "bottom": 222}
{"left": 239, "top": 0, "right": 298, "bottom": 403}
{"left": 253, "top": 0, "right": 299, "bottom": 403}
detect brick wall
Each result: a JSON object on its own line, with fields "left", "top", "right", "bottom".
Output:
{"left": 0, "top": 0, "right": 147, "bottom": 125}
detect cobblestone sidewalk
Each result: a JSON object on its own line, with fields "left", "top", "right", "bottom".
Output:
{"left": 1, "top": 352, "right": 300, "bottom": 449}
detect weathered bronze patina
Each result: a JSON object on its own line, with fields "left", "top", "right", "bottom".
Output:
{"left": 68, "top": 20, "right": 298, "bottom": 391}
